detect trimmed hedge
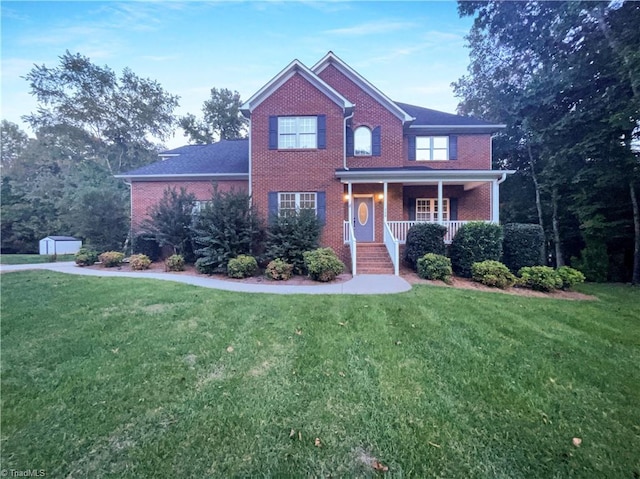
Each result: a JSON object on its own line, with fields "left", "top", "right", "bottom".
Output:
{"left": 265, "top": 258, "right": 294, "bottom": 281}
{"left": 74, "top": 248, "right": 99, "bottom": 267}
{"left": 556, "top": 266, "right": 586, "bottom": 289}
{"left": 518, "top": 266, "right": 563, "bottom": 292}
{"left": 303, "top": 248, "right": 344, "bottom": 282}
{"left": 227, "top": 255, "right": 258, "bottom": 279}
{"left": 502, "top": 223, "right": 545, "bottom": 272}
{"left": 404, "top": 223, "right": 447, "bottom": 270}
{"left": 449, "top": 222, "right": 503, "bottom": 278}
{"left": 472, "top": 260, "right": 516, "bottom": 289}
{"left": 416, "top": 253, "right": 452, "bottom": 283}
{"left": 129, "top": 254, "right": 151, "bottom": 271}
{"left": 99, "top": 251, "right": 124, "bottom": 267}
{"left": 166, "top": 254, "right": 185, "bottom": 272}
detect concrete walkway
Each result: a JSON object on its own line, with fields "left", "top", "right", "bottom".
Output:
{"left": 0, "top": 262, "right": 412, "bottom": 295}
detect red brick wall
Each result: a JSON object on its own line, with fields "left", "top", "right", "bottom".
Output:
{"left": 250, "top": 72, "right": 347, "bottom": 262}
{"left": 402, "top": 134, "right": 492, "bottom": 170}
{"left": 130, "top": 180, "right": 247, "bottom": 230}
{"left": 317, "top": 64, "right": 405, "bottom": 168}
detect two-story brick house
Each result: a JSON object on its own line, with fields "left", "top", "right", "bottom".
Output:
{"left": 117, "top": 52, "right": 511, "bottom": 275}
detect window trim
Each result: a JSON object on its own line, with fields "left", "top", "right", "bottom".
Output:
{"left": 192, "top": 200, "right": 212, "bottom": 215}
{"left": 353, "top": 126, "right": 372, "bottom": 156}
{"left": 277, "top": 116, "right": 318, "bottom": 149}
{"left": 416, "top": 136, "right": 449, "bottom": 161}
{"left": 277, "top": 192, "right": 317, "bottom": 216}
{"left": 416, "top": 198, "right": 449, "bottom": 222}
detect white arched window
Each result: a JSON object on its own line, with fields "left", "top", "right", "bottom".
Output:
{"left": 354, "top": 126, "right": 372, "bottom": 156}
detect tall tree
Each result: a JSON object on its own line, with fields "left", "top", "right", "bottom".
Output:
{"left": 180, "top": 87, "right": 247, "bottom": 144}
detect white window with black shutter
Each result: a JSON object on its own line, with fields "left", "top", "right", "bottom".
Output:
{"left": 269, "top": 115, "right": 326, "bottom": 150}
{"left": 268, "top": 191, "right": 326, "bottom": 223}
{"left": 408, "top": 135, "right": 457, "bottom": 161}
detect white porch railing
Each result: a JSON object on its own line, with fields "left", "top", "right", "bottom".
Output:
{"left": 343, "top": 220, "right": 351, "bottom": 244}
{"left": 347, "top": 220, "right": 357, "bottom": 276}
{"left": 383, "top": 221, "right": 400, "bottom": 276}
{"left": 386, "top": 220, "right": 477, "bottom": 244}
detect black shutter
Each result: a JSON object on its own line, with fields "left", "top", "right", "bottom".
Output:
{"left": 269, "top": 116, "right": 278, "bottom": 150}
{"left": 408, "top": 197, "right": 416, "bottom": 220}
{"left": 345, "top": 125, "right": 354, "bottom": 157}
{"left": 317, "top": 115, "right": 326, "bottom": 149}
{"left": 268, "top": 192, "right": 278, "bottom": 222}
{"left": 372, "top": 126, "right": 381, "bottom": 156}
{"left": 449, "top": 135, "right": 458, "bottom": 160}
{"left": 408, "top": 136, "right": 416, "bottom": 161}
{"left": 450, "top": 198, "right": 458, "bottom": 221}
{"left": 316, "top": 192, "right": 326, "bottom": 225}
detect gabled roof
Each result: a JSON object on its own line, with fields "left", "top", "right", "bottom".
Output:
{"left": 396, "top": 102, "right": 505, "bottom": 133}
{"left": 115, "top": 140, "right": 249, "bottom": 180}
{"left": 312, "top": 51, "right": 414, "bottom": 124}
{"left": 240, "top": 59, "right": 353, "bottom": 116}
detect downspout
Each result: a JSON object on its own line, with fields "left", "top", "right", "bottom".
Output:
{"left": 343, "top": 109, "right": 354, "bottom": 171}
{"left": 247, "top": 118, "right": 252, "bottom": 201}
{"left": 121, "top": 178, "right": 133, "bottom": 254}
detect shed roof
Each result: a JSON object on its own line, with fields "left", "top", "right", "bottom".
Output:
{"left": 43, "top": 236, "right": 80, "bottom": 241}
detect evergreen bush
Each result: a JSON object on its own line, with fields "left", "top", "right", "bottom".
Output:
{"left": 133, "top": 233, "right": 161, "bottom": 262}
{"left": 572, "top": 240, "right": 608, "bottom": 282}
{"left": 74, "top": 247, "right": 99, "bottom": 266}
{"left": 303, "top": 248, "right": 344, "bottom": 282}
{"left": 404, "top": 223, "right": 447, "bottom": 270}
{"left": 165, "top": 254, "right": 185, "bottom": 272}
{"left": 265, "top": 258, "right": 294, "bottom": 281}
{"left": 416, "top": 253, "right": 452, "bottom": 283}
{"left": 502, "top": 223, "right": 545, "bottom": 272}
{"left": 472, "top": 260, "right": 516, "bottom": 289}
{"left": 99, "top": 251, "right": 124, "bottom": 267}
{"left": 266, "top": 209, "right": 322, "bottom": 275}
{"left": 129, "top": 254, "right": 151, "bottom": 271}
{"left": 192, "top": 187, "right": 264, "bottom": 274}
{"left": 518, "top": 266, "right": 563, "bottom": 291}
{"left": 556, "top": 266, "right": 586, "bottom": 289}
{"left": 227, "top": 255, "right": 258, "bottom": 279}
{"left": 449, "top": 222, "right": 503, "bottom": 278}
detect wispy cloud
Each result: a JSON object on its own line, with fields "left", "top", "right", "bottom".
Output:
{"left": 324, "top": 20, "right": 418, "bottom": 36}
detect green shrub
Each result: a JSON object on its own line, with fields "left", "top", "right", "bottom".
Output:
{"left": 572, "top": 240, "right": 608, "bottom": 282}
{"left": 449, "top": 222, "right": 503, "bottom": 278}
{"left": 98, "top": 251, "right": 124, "bottom": 267}
{"left": 129, "top": 254, "right": 151, "bottom": 271}
{"left": 266, "top": 209, "right": 322, "bottom": 275}
{"left": 472, "top": 260, "right": 516, "bottom": 289}
{"left": 404, "top": 223, "right": 447, "bottom": 270}
{"left": 165, "top": 254, "right": 185, "bottom": 272}
{"left": 227, "top": 255, "right": 258, "bottom": 279}
{"left": 416, "top": 253, "right": 452, "bottom": 283}
{"left": 192, "top": 187, "right": 264, "bottom": 274}
{"left": 133, "top": 233, "right": 161, "bottom": 261}
{"left": 557, "top": 266, "right": 586, "bottom": 289}
{"left": 502, "top": 223, "right": 545, "bottom": 272}
{"left": 518, "top": 266, "right": 563, "bottom": 292}
{"left": 74, "top": 247, "right": 99, "bottom": 267}
{"left": 303, "top": 248, "right": 345, "bottom": 282}
{"left": 265, "top": 258, "right": 294, "bottom": 281}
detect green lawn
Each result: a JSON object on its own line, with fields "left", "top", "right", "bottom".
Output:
{"left": 1, "top": 271, "right": 638, "bottom": 478}
{"left": 0, "top": 254, "right": 75, "bottom": 265}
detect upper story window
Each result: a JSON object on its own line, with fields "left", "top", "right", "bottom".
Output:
{"left": 416, "top": 136, "right": 449, "bottom": 161}
{"left": 278, "top": 192, "right": 317, "bottom": 217}
{"left": 354, "top": 126, "right": 372, "bottom": 156}
{"left": 278, "top": 117, "right": 317, "bottom": 149}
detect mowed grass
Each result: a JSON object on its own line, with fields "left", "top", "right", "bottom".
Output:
{"left": 0, "top": 254, "right": 75, "bottom": 265}
{"left": 1, "top": 271, "right": 638, "bottom": 478}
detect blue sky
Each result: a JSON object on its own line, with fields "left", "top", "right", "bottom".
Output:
{"left": 1, "top": 1, "right": 474, "bottom": 148}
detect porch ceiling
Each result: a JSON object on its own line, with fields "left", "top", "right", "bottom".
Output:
{"left": 335, "top": 168, "right": 514, "bottom": 187}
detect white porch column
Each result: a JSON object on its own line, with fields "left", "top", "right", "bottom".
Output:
{"left": 492, "top": 180, "right": 500, "bottom": 223}
{"left": 383, "top": 182, "right": 388, "bottom": 222}
{"left": 437, "top": 181, "right": 443, "bottom": 223}
{"left": 348, "top": 182, "right": 353, "bottom": 227}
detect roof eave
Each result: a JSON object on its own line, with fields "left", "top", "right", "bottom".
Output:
{"left": 114, "top": 173, "right": 249, "bottom": 181}
{"left": 335, "top": 169, "right": 515, "bottom": 183}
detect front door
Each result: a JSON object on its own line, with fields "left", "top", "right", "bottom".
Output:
{"left": 353, "top": 196, "right": 374, "bottom": 242}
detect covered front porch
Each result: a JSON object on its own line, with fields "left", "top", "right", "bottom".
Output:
{"left": 336, "top": 168, "right": 513, "bottom": 275}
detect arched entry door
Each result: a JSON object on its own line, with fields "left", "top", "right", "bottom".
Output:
{"left": 353, "top": 196, "right": 374, "bottom": 242}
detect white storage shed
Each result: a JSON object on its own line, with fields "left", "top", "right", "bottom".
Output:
{"left": 39, "top": 236, "right": 82, "bottom": 255}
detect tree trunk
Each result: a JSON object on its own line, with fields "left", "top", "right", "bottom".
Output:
{"left": 551, "top": 186, "right": 564, "bottom": 267}
{"left": 527, "top": 144, "right": 547, "bottom": 261}
{"left": 631, "top": 179, "right": 640, "bottom": 285}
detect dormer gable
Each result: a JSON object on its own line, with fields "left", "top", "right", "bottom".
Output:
{"left": 311, "top": 51, "right": 413, "bottom": 124}
{"left": 240, "top": 59, "right": 354, "bottom": 117}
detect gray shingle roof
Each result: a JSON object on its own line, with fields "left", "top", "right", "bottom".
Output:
{"left": 117, "top": 139, "right": 249, "bottom": 178}
{"left": 395, "top": 102, "right": 500, "bottom": 127}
